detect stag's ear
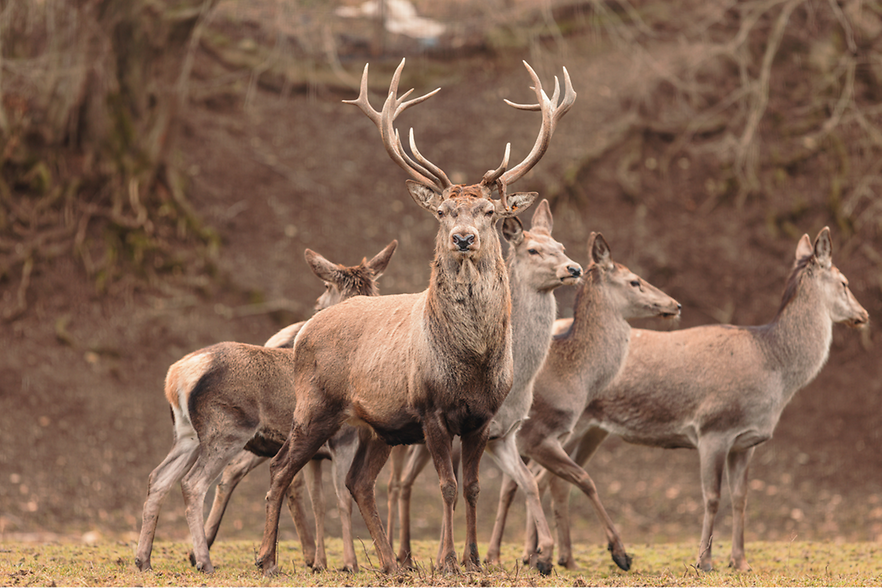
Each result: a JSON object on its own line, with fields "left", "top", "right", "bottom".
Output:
{"left": 589, "top": 232, "right": 613, "bottom": 269}
{"left": 795, "top": 234, "right": 813, "bottom": 262}
{"left": 367, "top": 240, "right": 398, "bottom": 277}
{"left": 305, "top": 249, "right": 340, "bottom": 282}
{"left": 812, "top": 226, "right": 833, "bottom": 269}
{"left": 530, "top": 199, "right": 553, "bottom": 234}
{"left": 495, "top": 191, "right": 538, "bottom": 219}
{"left": 407, "top": 181, "right": 444, "bottom": 214}
{"left": 501, "top": 217, "right": 524, "bottom": 246}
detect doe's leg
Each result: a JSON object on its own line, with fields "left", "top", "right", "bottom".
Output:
{"left": 527, "top": 437, "right": 632, "bottom": 571}
{"left": 726, "top": 447, "right": 754, "bottom": 572}
{"left": 696, "top": 437, "right": 729, "bottom": 572}
{"left": 135, "top": 435, "right": 201, "bottom": 572}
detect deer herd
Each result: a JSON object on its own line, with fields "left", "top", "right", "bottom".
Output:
{"left": 134, "top": 58, "right": 869, "bottom": 577}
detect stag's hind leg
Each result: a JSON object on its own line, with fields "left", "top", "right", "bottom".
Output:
{"left": 345, "top": 429, "right": 397, "bottom": 573}
{"left": 726, "top": 446, "right": 755, "bottom": 572}
{"left": 396, "top": 444, "right": 432, "bottom": 568}
{"left": 135, "top": 433, "right": 201, "bottom": 572}
{"left": 528, "top": 438, "right": 631, "bottom": 571}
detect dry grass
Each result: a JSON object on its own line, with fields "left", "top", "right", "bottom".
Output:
{"left": 1, "top": 539, "right": 881, "bottom": 586}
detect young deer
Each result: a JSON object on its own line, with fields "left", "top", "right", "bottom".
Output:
{"left": 254, "top": 58, "right": 576, "bottom": 576}
{"left": 393, "top": 199, "right": 582, "bottom": 575}
{"left": 485, "top": 232, "right": 681, "bottom": 571}
{"left": 199, "top": 242, "right": 397, "bottom": 573}
{"left": 134, "top": 241, "right": 397, "bottom": 573}
{"left": 527, "top": 227, "right": 869, "bottom": 572}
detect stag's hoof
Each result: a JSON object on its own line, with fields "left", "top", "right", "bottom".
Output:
{"left": 134, "top": 557, "right": 151, "bottom": 572}
{"left": 729, "top": 558, "right": 751, "bottom": 572}
{"left": 608, "top": 543, "right": 632, "bottom": 571}
{"left": 194, "top": 560, "right": 215, "bottom": 574}
{"left": 255, "top": 556, "right": 280, "bottom": 577}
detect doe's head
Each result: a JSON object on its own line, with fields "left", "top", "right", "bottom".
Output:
{"left": 502, "top": 199, "right": 582, "bottom": 291}
{"left": 587, "top": 232, "right": 681, "bottom": 321}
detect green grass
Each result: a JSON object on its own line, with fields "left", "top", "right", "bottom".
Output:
{"left": 1, "top": 539, "right": 881, "bottom": 586}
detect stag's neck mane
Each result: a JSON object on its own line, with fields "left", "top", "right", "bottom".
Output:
{"left": 761, "top": 256, "right": 834, "bottom": 398}
{"left": 425, "top": 226, "right": 511, "bottom": 359}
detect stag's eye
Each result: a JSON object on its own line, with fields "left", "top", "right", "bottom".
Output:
{"left": 528, "top": 249, "right": 539, "bottom": 255}
{"left": 485, "top": 208, "right": 495, "bottom": 217}
{"left": 630, "top": 280, "right": 641, "bottom": 288}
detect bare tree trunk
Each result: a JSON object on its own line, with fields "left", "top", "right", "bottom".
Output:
{"left": 0, "top": 0, "right": 218, "bottom": 320}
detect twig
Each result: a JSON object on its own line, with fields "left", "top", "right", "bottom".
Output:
{"left": 734, "top": 0, "right": 804, "bottom": 208}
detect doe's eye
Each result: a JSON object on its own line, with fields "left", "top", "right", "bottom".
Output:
{"left": 528, "top": 249, "right": 539, "bottom": 255}
{"left": 630, "top": 280, "right": 641, "bottom": 287}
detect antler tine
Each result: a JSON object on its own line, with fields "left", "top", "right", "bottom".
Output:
{"left": 343, "top": 58, "right": 449, "bottom": 191}
{"left": 408, "top": 128, "right": 452, "bottom": 187}
{"left": 498, "top": 62, "right": 577, "bottom": 191}
{"left": 343, "top": 63, "right": 382, "bottom": 124}
{"left": 481, "top": 142, "right": 511, "bottom": 186}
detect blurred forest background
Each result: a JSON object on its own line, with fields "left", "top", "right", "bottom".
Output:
{"left": 1, "top": 0, "right": 881, "bottom": 570}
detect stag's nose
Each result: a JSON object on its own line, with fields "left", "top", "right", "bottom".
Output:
{"left": 567, "top": 265, "right": 582, "bottom": 278}
{"left": 452, "top": 233, "right": 475, "bottom": 251}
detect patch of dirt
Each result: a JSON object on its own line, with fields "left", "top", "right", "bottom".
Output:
{"left": 1, "top": 0, "right": 880, "bottom": 573}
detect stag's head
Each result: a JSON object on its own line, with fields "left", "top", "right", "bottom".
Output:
{"left": 344, "top": 59, "right": 575, "bottom": 260}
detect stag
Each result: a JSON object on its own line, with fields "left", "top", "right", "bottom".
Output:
{"left": 393, "top": 199, "right": 581, "bottom": 574}
{"left": 520, "top": 227, "right": 868, "bottom": 571}
{"left": 134, "top": 241, "right": 397, "bottom": 573}
{"left": 254, "top": 58, "right": 576, "bottom": 575}
{"left": 485, "top": 232, "right": 681, "bottom": 571}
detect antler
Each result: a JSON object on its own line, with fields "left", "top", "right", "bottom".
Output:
{"left": 483, "top": 61, "right": 577, "bottom": 203}
{"left": 343, "top": 58, "right": 452, "bottom": 192}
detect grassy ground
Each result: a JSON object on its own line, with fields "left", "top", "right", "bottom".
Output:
{"left": 1, "top": 539, "right": 880, "bottom": 586}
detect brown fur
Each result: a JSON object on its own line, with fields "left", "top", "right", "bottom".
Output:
{"left": 487, "top": 232, "right": 681, "bottom": 572}
{"left": 527, "top": 228, "right": 868, "bottom": 572}
{"left": 134, "top": 242, "right": 396, "bottom": 574}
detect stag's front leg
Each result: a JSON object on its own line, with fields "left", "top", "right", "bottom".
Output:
{"left": 459, "top": 427, "right": 491, "bottom": 572}
{"left": 256, "top": 418, "right": 338, "bottom": 576}
{"left": 345, "top": 429, "right": 397, "bottom": 573}
{"left": 696, "top": 437, "right": 728, "bottom": 572}
{"left": 726, "top": 447, "right": 755, "bottom": 572}
{"left": 423, "top": 414, "right": 458, "bottom": 573}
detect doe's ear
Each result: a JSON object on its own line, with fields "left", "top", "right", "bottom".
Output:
{"left": 495, "top": 191, "right": 538, "bottom": 219}
{"left": 530, "top": 199, "right": 553, "bottom": 234}
{"left": 501, "top": 217, "right": 524, "bottom": 246}
{"left": 305, "top": 249, "right": 340, "bottom": 282}
{"left": 812, "top": 226, "right": 833, "bottom": 269}
{"left": 588, "top": 232, "right": 613, "bottom": 269}
{"left": 366, "top": 240, "right": 398, "bottom": 277}
{"left": 795, "top": 234, "right": 813, "bottom": 262}
{"left": 407, "top": 180, "right": 444, "bottom": 213}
